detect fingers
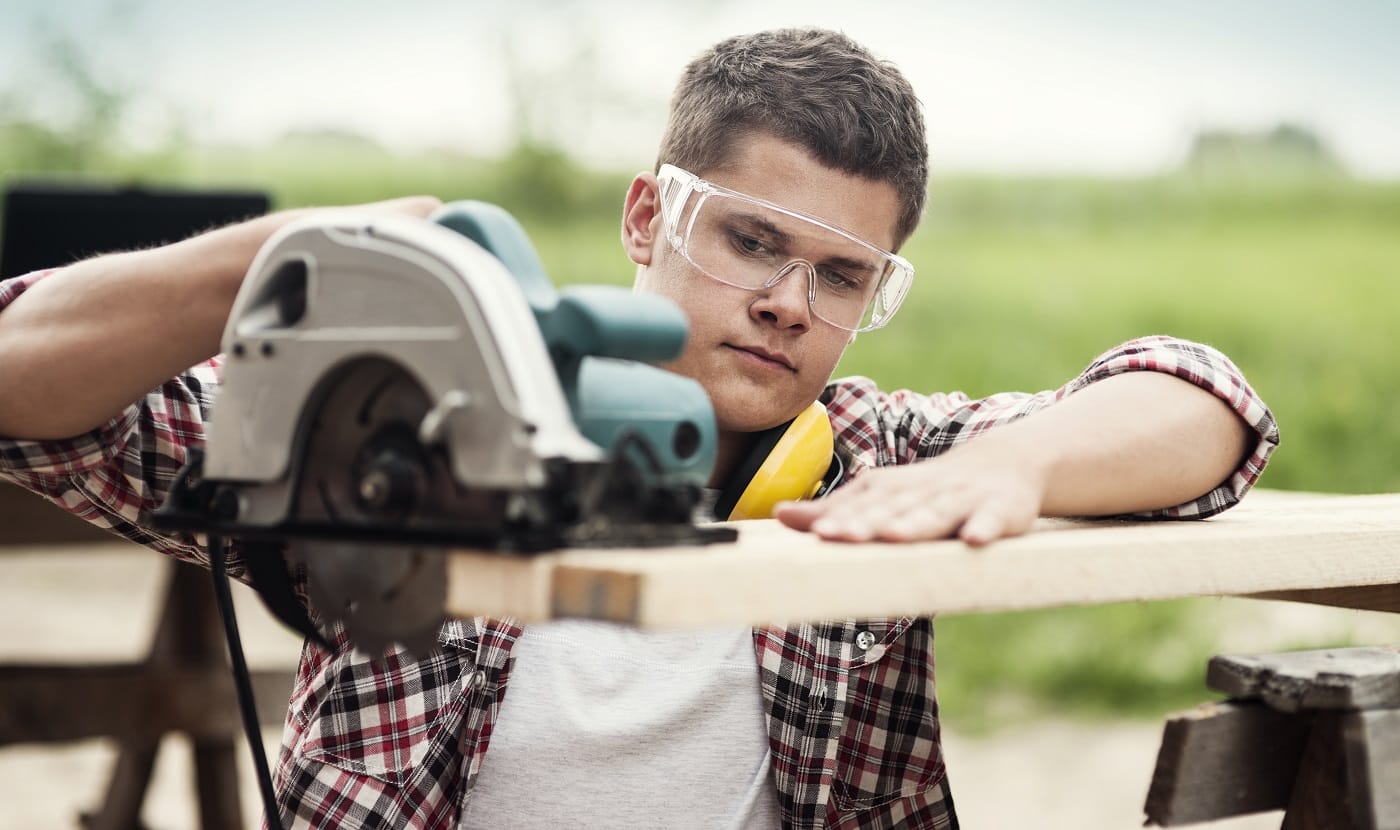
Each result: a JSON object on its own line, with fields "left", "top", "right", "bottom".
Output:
{"left": 283, "top": 197, "right": 443, "bottom": 231}
{"left": 773, "top": 465, "right": 1041, "bottom": 545}
{"left": 817, "top": 486, "right": 966, "bottom": 543}
{"left": 775, "top": 472, "right": 970, "bottom": 542}
{"left": 363, "top": 195, "right": 444, "bottom": 218}
{"left": 960, "top": 499, "right": 1037, "bottom": 546}
{"left": 958, "top": 507, "right": 1003, "bottom": 547}
{"left": 771, "top": 499, "right": 823, "bottom": 531}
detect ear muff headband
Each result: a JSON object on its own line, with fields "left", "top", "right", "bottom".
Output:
{"left": 726, "top": 401, "right": 834, "bottom": 520}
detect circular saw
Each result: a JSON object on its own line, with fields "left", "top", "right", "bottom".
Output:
{"left": 157, "top": 203, "right": 735, "bottom": 653}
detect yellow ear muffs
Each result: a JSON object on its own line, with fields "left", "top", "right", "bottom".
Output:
{"left": 715, "top": 401, "right": 836, "bottom": 521}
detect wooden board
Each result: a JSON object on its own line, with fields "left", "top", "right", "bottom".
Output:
{"left": 444, "top": 492, "right": 1400, "bottom": 627}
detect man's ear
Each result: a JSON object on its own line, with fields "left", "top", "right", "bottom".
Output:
{"left": 621, "top": 173, "right": 661, "bottom": 266}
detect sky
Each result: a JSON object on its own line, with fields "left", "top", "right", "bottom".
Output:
{"left": 1, "top": 0, "right": 1398, "bottom": 177}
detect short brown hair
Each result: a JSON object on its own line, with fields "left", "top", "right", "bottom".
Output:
{"left": 658, "top": 28, "right": 929, "bottom": 247}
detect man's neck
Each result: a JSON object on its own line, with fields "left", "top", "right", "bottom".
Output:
{"left": 709, "top": 429, "right": 759, "bottom": 489}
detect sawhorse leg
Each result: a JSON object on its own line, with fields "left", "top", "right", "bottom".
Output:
{"left": 81, "top": 561, "right": 247, "bottom": 830}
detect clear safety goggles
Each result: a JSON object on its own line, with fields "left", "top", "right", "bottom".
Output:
{"left": 656, "top": 164, "right": 914, "bottom": 332}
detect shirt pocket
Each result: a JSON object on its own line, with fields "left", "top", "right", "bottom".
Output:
{"left": 297, "top": 643, "right": 474, "bottom": 789}
{"left": 832, "top": 617, "right": 947, "bottom": 812}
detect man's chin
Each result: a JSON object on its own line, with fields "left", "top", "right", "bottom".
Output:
{"left": 714, "top": 401, "right": 810, "bottom": 434}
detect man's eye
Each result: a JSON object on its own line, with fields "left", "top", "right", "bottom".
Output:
{"left": 728, "top": 231, "right": 770, "bottom": 256}
{"left": 817, "top": 268, "right": 863, "bottom": 292}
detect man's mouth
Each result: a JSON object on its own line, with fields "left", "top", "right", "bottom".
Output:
{"left": 725, "top": 344, "right": 796, "bottom": 372}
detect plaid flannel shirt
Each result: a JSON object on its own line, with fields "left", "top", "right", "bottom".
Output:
{"left": 0, "top": 270, "right": 1279, "bottom": 829}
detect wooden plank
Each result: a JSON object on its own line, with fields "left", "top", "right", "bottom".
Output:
{"left": 0, "top": 664, "right": 293, "bottom": 744}
{"left": 444, "top": 492, "right": 1400, "bottom": 627}
{"left": 1144, "top": 700, "right": 1309, "bottom": 826}
{"left": 1207, "top": 647, "right": 1400, "bottom": 713}
{"left": 1344, "top": 709, "right": 1400, "bottom": 830}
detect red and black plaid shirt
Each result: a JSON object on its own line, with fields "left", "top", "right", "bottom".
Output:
{"left": 0, "top": 271, "right": 1278, "bottom": 829}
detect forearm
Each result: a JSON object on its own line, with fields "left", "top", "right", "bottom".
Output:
{"left": 0, "top": 196, "right": 441, "bottom": 440}
{"left": 0, "top": 211, "right": 306, "bottom": 440}
{"left": 778, "top": 340, "right": 1269, "bottom": 544}
{"left": 994, "top": 370, "right": 1252, "bottom": 517}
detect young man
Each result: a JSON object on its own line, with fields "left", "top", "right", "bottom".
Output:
{"left": 0, "top": 27, "right": 1276, "bottom": 830}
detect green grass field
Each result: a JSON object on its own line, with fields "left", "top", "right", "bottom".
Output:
{"left": 6, "top": 138, "right": 1399, "bottom": 730}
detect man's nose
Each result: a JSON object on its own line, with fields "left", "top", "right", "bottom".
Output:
{"left": 749, "top": 263, "right": 812, "bottom": 331}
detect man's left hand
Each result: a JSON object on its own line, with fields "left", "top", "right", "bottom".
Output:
{"left": 773, "top": 437, "right": 1047, "bottom": 546}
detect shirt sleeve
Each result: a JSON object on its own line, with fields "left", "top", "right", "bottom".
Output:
{"left": 822, "top": 335, "right": 1280, "bottom": 520}
{"left": 0, "top": 270, "right": 233, "bottom": 571}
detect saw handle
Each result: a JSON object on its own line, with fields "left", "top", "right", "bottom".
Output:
{"left": 548, "top": 286, "right": 686, "bottom": 364}
{"left": 432, "top": 201, "right": 688, "bottom": 364}
{"left": 431, "top": 201, "right": 556, "bottom": 308}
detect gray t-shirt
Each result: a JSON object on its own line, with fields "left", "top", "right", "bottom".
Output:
{"left": 459, "top": 620, "right": 782, "bottom": 829}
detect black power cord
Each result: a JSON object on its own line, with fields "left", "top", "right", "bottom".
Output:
{"left": 209, "top": 532, "right": 286, "bottom": 830}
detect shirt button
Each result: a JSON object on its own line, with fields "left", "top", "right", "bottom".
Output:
{"left": 468, "top": 669, "right": 487, "bottom": 691}
{"left": 855, "top": 630, "right": 877, "bottom": 651}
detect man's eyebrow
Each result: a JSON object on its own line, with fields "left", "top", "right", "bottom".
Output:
{"left": 731, "top": 209, "right": 882, "bottom": 273}
{"left": 730, "top": 211, "right": 793, "bottom": 245}
{"left": 821, "top": 253, "right": 883, "bottom": 274}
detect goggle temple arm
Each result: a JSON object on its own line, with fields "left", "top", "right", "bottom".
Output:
{"left": 657, "top": 166, "right": 697, "bottom": 246}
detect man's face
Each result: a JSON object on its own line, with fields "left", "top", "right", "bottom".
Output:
{"left": 625, "top": 133, "right": 903, "bottom": 434}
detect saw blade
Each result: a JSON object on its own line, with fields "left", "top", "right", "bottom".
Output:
{"left": 289, "top": 540, "right": 446, "bottom": 656}
{"left": 289, "top": 359, "right": 460, "bottom": 652}
{"left": 296, "top": 358, "right": 436, "bottom": 525}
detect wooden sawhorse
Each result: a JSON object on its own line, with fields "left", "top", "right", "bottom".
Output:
{"left": 1146, "top": 645, "right": 1400, "bottom": 829}
{"left": 0, "top": 484, "right": 294, "bottom": 830}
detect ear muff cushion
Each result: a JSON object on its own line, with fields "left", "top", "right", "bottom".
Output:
{"left": 723, "top": 401, "right": 834, "bottom": 521}
{"left": 712, "top": 421, "right": 789, "bottom": 521}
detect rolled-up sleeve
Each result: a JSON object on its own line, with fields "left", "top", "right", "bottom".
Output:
{"left": 824, "top": 335, "right": 1279, "bottom": 519}
{"left": 1066, "top": 335, "right": 1277, "bottom": 517}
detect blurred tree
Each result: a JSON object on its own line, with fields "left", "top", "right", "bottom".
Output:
{"left": 491, "top": 140, "right": 588, "bottom": 219}
{"left": 41, "top": 17, "right": 131, "bottom": 170}
{"left": 489, "top": 0, "right": 641, "bottom": 214}
{"left": 272, "top": 127, "right": 386, "bottom": 154}
{"left": 0, "top": 0, "right": 193, "bottom": 178}
{"left": 1183, "top": 122, "right": 1346, "bottom": 180}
